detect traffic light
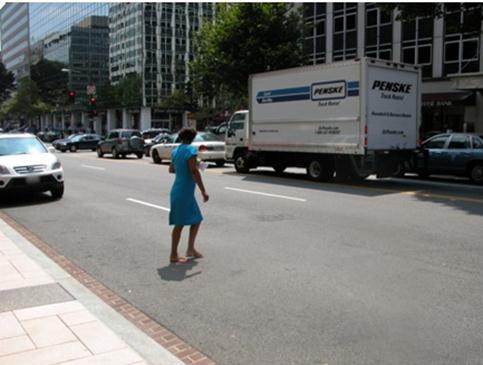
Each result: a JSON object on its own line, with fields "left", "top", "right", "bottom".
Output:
{"left": 68, "top": 90, "right": 76, "bottom": 103}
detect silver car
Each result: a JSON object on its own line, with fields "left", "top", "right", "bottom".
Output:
{"left": 151, "top": 132, "right": 226, "bottom": 167}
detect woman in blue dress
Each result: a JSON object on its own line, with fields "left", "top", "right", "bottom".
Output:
{"left": 169, "top": 128, "right": 209, "bottom": 263}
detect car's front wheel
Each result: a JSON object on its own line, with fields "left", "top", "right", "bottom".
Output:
{"left": 69, "top": 145, "right": 77, "bottom": 152}
{"left": 50, "top": 185, "right": 64, "bottom": 199}
{"left": 97, "top": 147, "right": 103, "bottom": 158}
{"left": 469, "top": 163, "right": 483, "bottom": 184}
{"left": 152, "top": 149, "right": 162, "bottom": 164}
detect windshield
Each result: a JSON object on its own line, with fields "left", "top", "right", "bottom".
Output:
{"left": 195, "top": 133, "right": 219, "bottom": 142}
{"left": 67, "top": 134, "right": 78, "bottom": 140}
{"left": 0, "top": 137, "right": 47, "bottom": 156}
{"left": 122, "top": 131, "right": 141, "bottom": 138}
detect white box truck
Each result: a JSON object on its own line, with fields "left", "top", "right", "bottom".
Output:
{"left": 225, "top": 58, "right": 421, "bottom": 181}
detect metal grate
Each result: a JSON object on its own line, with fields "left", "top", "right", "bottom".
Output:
{"left": 13, "top": 165, "right": 47, "bottom": 174}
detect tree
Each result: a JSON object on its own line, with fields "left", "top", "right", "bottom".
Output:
{"left": 0, "top": 62, "right": 15, "bottom": 102}
{"left": 159, "top": 89, "right": 192, "bottom": 110}
{"left": 190, "top": 3, "right": 305, "bottom": 104}
{"left": 30, "top": 59, "right": 68, "bottom": 107}
{"left": 112, "top": 74, "right": 142, "bottom": 107}
{"left": 378, "top": 3, "right": 482, "bottom": 34}
{"left": 6, "top": 78, "right": 44, "bottom": 122}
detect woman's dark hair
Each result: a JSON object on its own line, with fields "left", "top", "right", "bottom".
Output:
{"left": 178, "top": 127, "right": 197, "bottom": 144}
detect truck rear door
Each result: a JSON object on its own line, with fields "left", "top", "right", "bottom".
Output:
{"left": 366, "top": 65, "right": 419, "bottom": 150}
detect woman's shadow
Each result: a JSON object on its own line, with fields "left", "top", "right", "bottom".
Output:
{"left": 157, "top": 259, "right": 201, "bottom": 281}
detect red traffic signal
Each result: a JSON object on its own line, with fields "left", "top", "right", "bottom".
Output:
{"left": 89, "top": 96, "right": 97, "bottom": 105}
{"left": 68, "top": 90, "right": 76, "bottom": 103}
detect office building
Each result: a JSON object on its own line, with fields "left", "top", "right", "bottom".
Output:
{"left": 108, "top": 3, "right": 214, "bottom": 131}
{"left": 303, "top": 3, "right": 483, "bottom": 134}
{"left": 0, "top": 3, "right": 30, "bottom": 80}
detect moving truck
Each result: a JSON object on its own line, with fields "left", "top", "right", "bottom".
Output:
{"left": 225, "top": 58, "right": 421, "bottom": 181}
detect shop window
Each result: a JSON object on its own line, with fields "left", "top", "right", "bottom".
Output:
{"left": 445, "top": 42, "right": 459, "bottom": 62}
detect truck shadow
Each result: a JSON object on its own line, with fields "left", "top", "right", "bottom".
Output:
{"left": 222, "top": 170, "right": 483, "bottom": 216}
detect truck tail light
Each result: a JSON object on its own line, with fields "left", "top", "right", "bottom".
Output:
{"left": 364, "top": 137, "right": 368, "bottom": 147}
{"left": 198, "top": 145, "right": 208, "bottom": 152}
{"left": 364, "top": 125, "right": 368, "bottom": 134}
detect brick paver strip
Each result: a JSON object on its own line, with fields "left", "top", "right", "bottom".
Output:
{"left": 0, "top": 211, "right": 217, "bottom": 365}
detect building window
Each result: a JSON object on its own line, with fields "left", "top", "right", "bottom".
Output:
{"left": 303, "top": 3, "right": 326, "bottom": 64}
{"left": 443, "top": 4, "right": 480, "bottom": 75}
{"left": 365, "top": 4, "right": 393, "bottom": 61}
{"left": 401, "top": 17, "right": 433, "bottom": 78}
{"left": 333, "top": 3, "right": 357, "bottom": 61}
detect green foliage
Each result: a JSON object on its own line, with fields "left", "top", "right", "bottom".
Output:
{"left": 6, "top": 78, "right": 44, "bottom": 120}
{"left": 158, "top": 89, "right": 191, "bottom": 110}
{"left": 190, "top": 3, "right": 305, "bottom": 103}
{"left": 378, "top": 3, "right": 482, "bottom": 34}
{"left": 113, "top": 74, "right": 142, "bottom": 107}
{"left": 30, "top": 59, "right": 68, "bottom": 107}
{"left": 0, "top": 62, "right": 15, "bottom": 102}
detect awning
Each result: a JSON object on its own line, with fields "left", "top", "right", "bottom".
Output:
{"left": 422, "top": 92, "right": 474, "bottom": 107}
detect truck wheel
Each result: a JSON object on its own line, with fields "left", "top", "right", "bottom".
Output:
{"left": 273, "top": 164, "right": 286, "bottom": 174}
{"left": 307, "top": 159, "right": 333, "bottom": 181}
{"left": 234, "top": 154, "right": 249, "bottom": 173}
{"left": 469, "top": 163, "right": 483, "bottom": 184}
{"left": 136, "top": 152, "right": 143, "bottom": 159}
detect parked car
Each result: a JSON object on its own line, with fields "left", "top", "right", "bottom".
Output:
{"left": 53, "top": 134, "right": 101, "bottom": 152}
{"left": 413, "top": 133, "right": 483, "bottom": 184}
{"left": 96, "top": 129, "right": 145, "bottom": 159}
{"left": 151, "top": 132, "right": 225, "bottom": 166}
{"left": 0, "top": 134, "right": 64, "bottom": 198}
{"left": 39, "top": 130, "right": 63, "bottom": 143}
{"left": 142, "top": 128, "right": 171, "bottom": 142}
{"left": 144, "top": 132, "right": 171, "bottom": 157}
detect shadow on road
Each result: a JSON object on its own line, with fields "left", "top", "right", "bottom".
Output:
{"left": 0, "top": 192, "right": 56, "bottom": 208}
{"left": 157, "top": 260, "right": 201, "bottom": 281}
{"left": 222, "top": 169, "right": 483, "bottom": 216}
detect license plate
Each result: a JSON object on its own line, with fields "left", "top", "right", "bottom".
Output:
{"left": 26, "top": 176, "right": 40, "bottom": 184}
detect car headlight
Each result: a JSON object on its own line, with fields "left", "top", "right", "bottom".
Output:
{"left": 0, "top": 165, "right": 9, "bottom": 175}
{"left": 52, "top": 161, "right": 62, "bottom": 170}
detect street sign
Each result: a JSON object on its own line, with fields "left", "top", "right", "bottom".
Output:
{"left": 86, "top": 84, "right": 96, "bottom": 95}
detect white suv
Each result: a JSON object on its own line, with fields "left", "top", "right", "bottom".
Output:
{"left": 0, "top": 134, "right": 64, "bottom": 199}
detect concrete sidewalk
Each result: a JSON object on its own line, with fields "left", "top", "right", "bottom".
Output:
{"left": 0, "top": 217, "right": 186, "bottom": 365}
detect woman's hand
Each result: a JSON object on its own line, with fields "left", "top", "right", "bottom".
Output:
{"left": 202, "top": 191, "right": 209, "bottom": 202}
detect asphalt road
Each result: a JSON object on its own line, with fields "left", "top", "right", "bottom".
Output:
{"left": 2, "top": 151, "right": 483, "bottom": 365}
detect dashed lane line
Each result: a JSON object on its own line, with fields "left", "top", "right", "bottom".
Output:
{"left": 81, "top": 164, "right": 106, "bottom": 171}
{"left": 126, "top": 198, "right": 170, "bottom": 212}
{"left": 224, "top": 187, "right": 307, "bottom": 202}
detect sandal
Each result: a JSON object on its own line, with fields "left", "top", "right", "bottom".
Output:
{"left": 170, "top": 256, "right": 188, "bottom": 263}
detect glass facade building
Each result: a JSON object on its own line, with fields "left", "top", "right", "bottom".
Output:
{"left": 302, "top": 3, "right": 483, "bottom": 134}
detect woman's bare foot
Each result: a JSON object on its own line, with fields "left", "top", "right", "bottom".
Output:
{"left": 186, "top": 250, "right": 203, "bottom": 259}
{"left": 170, "top": 256, "right": 188, "bottom": 263}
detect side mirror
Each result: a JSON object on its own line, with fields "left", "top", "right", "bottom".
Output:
{"left": 227, "top": 129, "right": 235, "bottom": 137}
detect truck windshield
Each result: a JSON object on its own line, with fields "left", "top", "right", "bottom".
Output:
{"left": 0, "top": 137, "right": 47, "bottom": 156}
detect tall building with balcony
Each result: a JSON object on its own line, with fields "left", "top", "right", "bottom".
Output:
{"left": 302, "top": 3, "right": 483, "bottom": 135}
{"left": 108, "top": 3, "right": 214, "bottom": 131}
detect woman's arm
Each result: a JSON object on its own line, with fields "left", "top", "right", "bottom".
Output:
{"left": 188, "top": 156, "right": 209, "bottom": 202}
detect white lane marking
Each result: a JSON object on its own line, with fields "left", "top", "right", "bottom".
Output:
{"left": 81, "top": 164, "right": 105, "bottom": 171}
{"left": 126, "top": 198, "right": 170, "bottom": 211}
{"left": 224, "top": 187, "right": 306, "bottom": 202}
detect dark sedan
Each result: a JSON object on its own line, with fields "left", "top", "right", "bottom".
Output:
{"left": 53, "top": 133, "right": 101, "bottom": 152}
{"left": 414, "top": 133, "right": 483, "bottom": 184}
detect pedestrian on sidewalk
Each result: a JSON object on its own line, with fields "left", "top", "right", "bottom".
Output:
{"left": 168, "top": 127, "right": 209, "bottom": 263}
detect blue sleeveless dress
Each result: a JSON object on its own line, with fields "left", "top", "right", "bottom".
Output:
{"left": 169, "top": 144, "right": 203, "bottom": 226}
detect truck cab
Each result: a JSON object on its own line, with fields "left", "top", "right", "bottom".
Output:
{"left": 225, "top": 110, "right": 249, "bottom": 162}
